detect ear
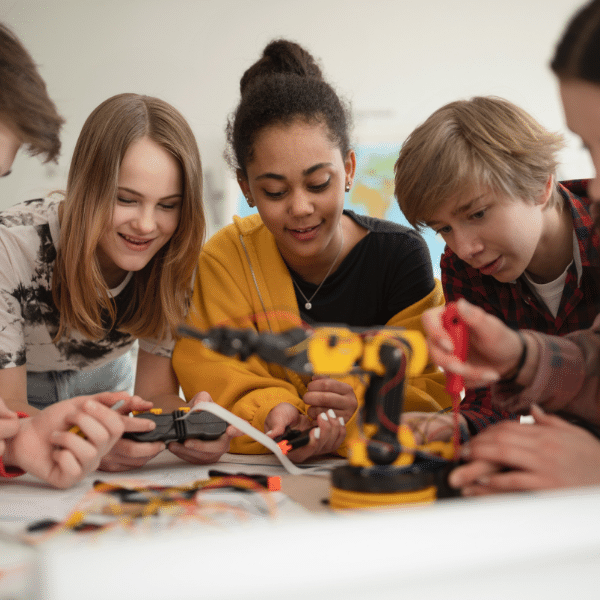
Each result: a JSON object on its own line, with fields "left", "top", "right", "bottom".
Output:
{"left": 236, "top": 169, "right": 250, "bottom": 197}
{"left": 537, "top": 174, "right": 554, "bottom": 208}
{"left": 344, "top": 149, "right": 356, "bottom": 184}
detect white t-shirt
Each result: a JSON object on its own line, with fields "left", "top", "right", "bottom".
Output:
{"left": 523, "top": 231, "right": 582, "bottom": 319}
{"left": 0, "top": 198, "right": 173, "bottom": 372}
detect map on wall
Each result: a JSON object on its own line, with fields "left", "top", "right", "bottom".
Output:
{"left": 236, "top": 143, "right": 446, "bottom": 279}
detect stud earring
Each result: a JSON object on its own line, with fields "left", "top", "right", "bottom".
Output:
{"left": 345, "top": 182, "right": 351, "bottom": 192}
{"left": 245, "top": 195, "right": 255, "bottom": 208}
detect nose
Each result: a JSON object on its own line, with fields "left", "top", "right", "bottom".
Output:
{"left": 288, "top": 190, "right": 314, "bottom": 217}
{"left": 132, "top": 205, "right": 157, "bottom": 234}
{"left": 452, "top": 230, "right": 484, "bottom": 262}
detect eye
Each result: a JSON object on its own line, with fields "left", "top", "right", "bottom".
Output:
{"left": 435, "top": 225, "right": 452, "bottom": 236}
{"left": 308, "top": 178, "right": 330, "bottom": 192}
{"left": 470, "top": 208, "right": 487, "bottom": 220}
{"left": 263, "top": 189, "right": 286, "bottom": 199}
{"left": 117, "top": 197, "right": 136, "bottom": 205}
{"left": 159, "top": 202, "right": 179, "bottom": 210}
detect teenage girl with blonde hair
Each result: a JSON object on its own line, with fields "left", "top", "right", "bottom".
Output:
{"left": 0, "top": 92, "right": 236, "bottom": 471}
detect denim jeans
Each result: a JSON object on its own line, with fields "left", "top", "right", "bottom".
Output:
{"left": 27, "top": 351, "right": 134, "bottom": 409}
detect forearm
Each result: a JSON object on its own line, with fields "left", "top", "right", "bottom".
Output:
{"left": 493, "top": 328, "right": 600, "bottom": 423}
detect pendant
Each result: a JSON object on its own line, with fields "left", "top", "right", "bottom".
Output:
{"left": 305, "top": 302, "right": 312, "bottom": 310}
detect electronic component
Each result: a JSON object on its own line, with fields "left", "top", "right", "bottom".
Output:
{"left": 123, "top": 408, "right": 228, "bottom": 443}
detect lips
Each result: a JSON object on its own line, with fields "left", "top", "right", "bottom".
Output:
{"left": 287, "top": 223, "right": 321, "bottom": 241}
{"left": 118, "top": 233, "right": 154, "bottom": 250}
{"left": 477, "top": 256, "right": 503, "bottom": 276}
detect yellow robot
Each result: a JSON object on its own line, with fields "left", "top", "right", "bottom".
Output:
{"left": 178, "top": 324, "right": 460, "bottom": 509}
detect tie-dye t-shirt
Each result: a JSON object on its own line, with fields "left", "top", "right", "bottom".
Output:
{"left": 0, "top": 198, "right": 172, "bottom": 372}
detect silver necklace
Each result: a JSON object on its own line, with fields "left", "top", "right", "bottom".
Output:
{"left": 291, "top": 228, "right": 345, "bottom": 310}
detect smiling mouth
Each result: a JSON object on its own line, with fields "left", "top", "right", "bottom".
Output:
{"left": 119, "top": 233, "right": 153, "bottom": 246}
{"left": 290, "top": 224, "right": 319, "bottom": 234}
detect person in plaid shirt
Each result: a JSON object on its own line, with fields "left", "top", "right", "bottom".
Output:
{"left": 422, "top": 0, "right": 600, "bottom": 495}
{"left": 394, "top": 96, "right": 600, "bottom": 440}
{"left": 441, "top": 178, "right": 599, "bottom": 424}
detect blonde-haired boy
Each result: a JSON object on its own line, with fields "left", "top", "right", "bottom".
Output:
{"left": 394, "top": 96, "right": 600, "bottom": 439}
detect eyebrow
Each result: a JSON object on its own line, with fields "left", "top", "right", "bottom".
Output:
{"left": 426, "top": 193, "right": 486, "bottom": 227}
{"left": 118, "top": 186, "right": 182, "bottom": 200}
{"left": 254, "top": 162, "right": 333, "bottom": 181}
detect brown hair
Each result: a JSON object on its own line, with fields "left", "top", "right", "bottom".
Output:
{"left": 394, "top": 96, "right": 565, "bottom": 230}
{"left": 551, "top": 0, "right": 600, "bottom": 84}
{"left": 0, "top": 22, "right": 64, "bottom": 162}
{"left": 53, "top": 93, "right": 205, "bottom": 342}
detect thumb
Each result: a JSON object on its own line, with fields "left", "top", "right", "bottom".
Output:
{"left": 530, "top": 404, "right": 570, "bottom": 429}
{"left": 190, "top": 391, "right": 213, "bottom": 406}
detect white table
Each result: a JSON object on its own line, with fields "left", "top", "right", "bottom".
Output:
{"left": 2, "top": 451, "right": 600, "bottom": 600}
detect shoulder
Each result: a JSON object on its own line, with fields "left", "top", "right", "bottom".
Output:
{"left": 204, "top": 214, "right": 266, "bottom": 250}
{"left": 559, "top": 180, "right": 591, "bottom": 210}
{"left": 344, "top": 210, "right": 427, "bottom": 252}
{"left": 0, "top": 198, "right": 60, "bottom": 229}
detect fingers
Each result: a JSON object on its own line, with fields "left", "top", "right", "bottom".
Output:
{"left": 84, "top": 392, "right": 153, "bottom": 414}
{"left": 288, "top": 408, "right": 346, "bottom": 463}
{"left": 98, "top": 438, "right": 165, "bottom": 472}
{"left": 402, "top": 412, "right": 456, "bottom": 444}
{"left": 0, "top": 397, "right": 20, "bottom": 448}
{"left": 304, "top": 379, "right": 357, "bottom": 422}
{"left": 529, "top": 404, "right": 572, "bottom": 429}
{"left": 448, "top": 459, "right": 502, "bottom": 490}
{"left": 427, "top": 344, "right": 500, "bottom": 387}
{"left": 189, "top": 391, "right": 213, "bottom": 406}
{"left": 168, "top": 429, "right": 234, "bottom": 465}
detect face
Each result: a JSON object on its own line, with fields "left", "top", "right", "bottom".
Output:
{"left": 96, "top": 136, "right": 183, "bottom": 288}
{"left": 560, "top": 79, "right": 600, "bottom": 228}
{"left": 0, "top": 118, "right": 22, "bottom": 178}
{"left": 426, "top": 186, "right": 546, "bottom": 283}
{"left": 239, "top": 120, "right": 355, "bottom": 272}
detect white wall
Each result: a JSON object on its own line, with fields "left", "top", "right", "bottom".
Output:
{"left": 1, "top": 0, "right": 592, "bottom": 236}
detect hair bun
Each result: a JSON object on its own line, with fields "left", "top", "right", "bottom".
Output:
{"left": 240, "top": 39, "right": 323, "bottom": 94}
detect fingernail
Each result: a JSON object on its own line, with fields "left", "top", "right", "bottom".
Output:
{"left": 266, "top": 430, "right": 273, "bottom": 436}
{"left": 457, "top": 298, "right": 472, "bottom": 315}
{"left": 476, "top": 476, "right": 490, "bottom": 485}
{"left": 460, "top": 445, "right": 471, "bottom": 460}
{"left": 327, "top": 409, "right": 336, "bottom": 419}
{"left": 338, "top": 416, "right": 345, "bottom": 426}
{"left": 319, "top": 412, "right": 329, "bottom": 422}
{"left": 313, "top": 427, "right": 321, "bottom": 440}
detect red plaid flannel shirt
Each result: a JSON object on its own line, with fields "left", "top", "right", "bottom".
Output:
{"left": 441, "top": 180, "right": 600, "bottom": 434}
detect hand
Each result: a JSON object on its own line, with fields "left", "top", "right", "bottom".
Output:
{"left": 303, "top": 376, "right": 358, "bottom": 425}
{"left": 99, "top": 393, "right": 165, "bottom": 472}
{"left": 265, "top": 402, "right": 346, "bottom": 463}
{"left": 448, "top": 405, "right": 600, "bottom": 495}
{"left": 168, "top": 392, "right": 243, "bottom": 464}
{"left": 0, "top": 399, "right": 20, "bottom": 455}
{"left": 402, "top": 411, "right": 468, "bottom": 444}
{"left": 3, "top": 392, "right": 129, "bottom": 488}
{"left": 422, "top": 298, "right": 524, "bottom": 388}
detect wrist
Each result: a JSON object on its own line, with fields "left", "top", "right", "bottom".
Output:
{"left": 500, "top": 330, "right": 528, "bottom": 384}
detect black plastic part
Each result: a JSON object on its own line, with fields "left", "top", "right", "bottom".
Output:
{"left": 123, "top": 410, "right": 228, "bottom": 443}
{"left": 331, "top": 455, "right": 461, "bottom": 498}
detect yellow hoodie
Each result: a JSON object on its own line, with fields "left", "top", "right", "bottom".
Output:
{"left": 173, "top": 213, "right": 451, "bottom": 454}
